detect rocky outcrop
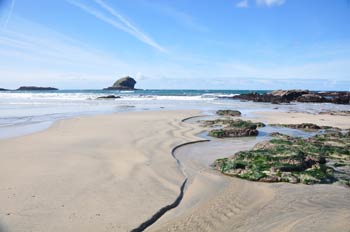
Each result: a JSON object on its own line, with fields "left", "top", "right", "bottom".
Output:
{"left": 209, "top": 128, "right": 258, "bottom": 138}
{"left": 104, "top": 76, "right": 136, "bottom": 90}
{"left": 270, "top": 89, "right": 309, "bottom": 101}
{"left": 205, "top": 119, "right": 265, "bottom": 138}
{"left": 216, "top": 110, "right": 241, "bottom": 117}
{"left": 233, "top": 90, "right": 350, "bottom": 105}
{"left": 232, "top": 90, "right": 309, "bottom": 104}
{"left": 325, "top": 92, "right": 350, "bottom": 104}
{"left": 296, "top": 93, "right": 326, "bottom": 103}
{"left": 96, "top": 95, "right": 121, "bottom": 99}
{"left": 16, "top": 86, "right": 58, "bottom": 91}
{"left": 0, "top": 88, "right": 9, "bottom": 91}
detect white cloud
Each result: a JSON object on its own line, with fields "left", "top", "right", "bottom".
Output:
{"left": 236, "top": 0, "right": 249, "bottom": 8}
{"left": 256, "top": 0, "right": 285, "bottom": 7}
{"left": 67, "top": 0, "right": 166, "bottom": 52}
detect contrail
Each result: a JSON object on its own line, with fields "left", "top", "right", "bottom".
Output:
{"left": 94, "top": 0, "right": 166, "bottom": 52}
{"left": 67, "top": 0, "right": 166, "bottom": 52}
{"left": 3, "top": 0, "right": 16, "bottom": 28}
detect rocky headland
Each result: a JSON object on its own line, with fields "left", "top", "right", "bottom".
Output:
{"left": 0, "top": 88, "right": 10, "bottom": 91}
{"left": 231, "top": 89, "right": 350, "bottom": 104}
{"left": 103, "top": 76, "right": 137, "bottom": 90}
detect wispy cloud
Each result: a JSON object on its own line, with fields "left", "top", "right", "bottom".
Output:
{"left": 256, "top": 0, "right": 286, "bottom": 7}
{"left": 0, "top": 17, "right": 134, "bottom": 88}
{"left": 236, "top": 0, "right": 249, "bottom": 8}
{"left": 67, "top": 0, "right": 166, "bottom": 52}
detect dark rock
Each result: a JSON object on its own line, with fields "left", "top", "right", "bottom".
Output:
{"left": 315, "top": 91, "right": 350, "bottom": 104}
{"left": 104, "top": 76, "right": 136, "bottom": 90}
{"left": 232, "top": 89, "right": 309, "bottom": 104}
{"left": 0, "top": 88, "right": 10, "bottom": 91}
{"left": 270, "top": 89, "right": 309, "bottom": 101}
{"left": 332, "top": 95, "right": 350, "bottom": 104}
{"left": 16, "top": 86, "right": 58, "bottom": 91}
{"left": 233, "top": 90, "right": 350, "bottom": 105}
{"left": 296, "top": 94, "right": 327, "bottom": 103}
{"left": 216, "top": 110, "right": 241, "bottom": 117}
{"left": 97, "top": 95, "right": 121, "bottom": 99}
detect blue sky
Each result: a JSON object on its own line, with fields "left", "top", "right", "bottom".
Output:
{"left": 0, "top": 0, "right": 349, "bottom": 90}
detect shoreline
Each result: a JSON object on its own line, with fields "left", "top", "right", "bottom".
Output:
{"left": 0, "top": 109, "right": 350, "bottom": 231}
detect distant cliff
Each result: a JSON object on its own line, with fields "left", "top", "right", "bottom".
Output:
{"left": 103, "top": 76, "right": 136, "bottom": 90}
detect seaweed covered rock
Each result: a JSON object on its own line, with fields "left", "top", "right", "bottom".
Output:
{"left": 209, "top": 128, "right": 258, "bottom": 138}
{"left": 270, "top": 123, "right": 321, "bottom": 131}
{"left": 206, "top": 119, "right": 265, "bottom": 138}
{"left": 214, "top": 130, "right": 350, "bottom": 185}
{"left": 216, "top": 110, "right": 241, "bottom": 117}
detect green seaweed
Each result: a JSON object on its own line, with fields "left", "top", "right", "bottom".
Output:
{"left": 214, "top": 130, "right": 350, "bottom": 186}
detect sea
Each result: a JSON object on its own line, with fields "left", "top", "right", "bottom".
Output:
{"left": 1, "top": 89, "right": 349, "bottom": 139}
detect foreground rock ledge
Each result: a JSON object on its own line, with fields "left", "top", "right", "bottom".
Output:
{"left": 214, "top": 129, "right": 350, "bottom": 185}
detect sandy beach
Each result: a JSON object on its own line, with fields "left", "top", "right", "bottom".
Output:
{"left": 0, "top": 110, "right": 204, "bottom": 232}
{"left": 1, "top": 110, "right": 350, "bottom": 232}
{"left": 149, "top": 110, "right": 350, "bottom": 232}
{"left": 2, "top": 0, "right": 349, "bottom": 231}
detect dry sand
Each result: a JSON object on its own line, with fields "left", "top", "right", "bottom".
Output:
{"left": 1, "top": 110, "right": 350, "bottom": 232}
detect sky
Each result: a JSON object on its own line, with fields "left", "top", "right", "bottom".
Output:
{"left": 0, "top": 0, "right": 349, "bottom": 90}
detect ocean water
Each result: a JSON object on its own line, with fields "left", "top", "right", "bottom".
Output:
{"left": 0, "top": 89, "right": 349, "bottom": 139}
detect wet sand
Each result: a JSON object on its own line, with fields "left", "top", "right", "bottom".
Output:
{"left": 0, "top": 110, "right": 203, "bottom": 232}
{"left": 150, "top": 111, "right": 350, "bottom": 232}
{"left": 1, "top": 110, "right": 350, "bottom": 232}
